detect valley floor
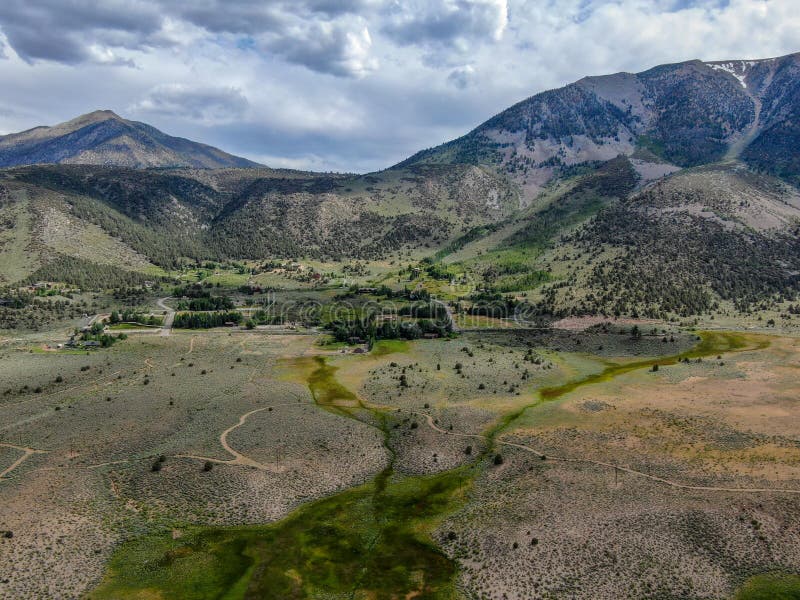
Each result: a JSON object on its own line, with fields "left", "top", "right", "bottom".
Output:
{"left": 0, "top": 325, "right": 799, "bottom": 599}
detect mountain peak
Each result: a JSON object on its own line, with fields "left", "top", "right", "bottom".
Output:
{"left": 40, "top": 109, "right": 125, "bottom": 137}
{"left": 0, "top": 111, "right": 261, "bottom": 169}
{"left": 74, "top": 109, "right": 123, "bottom": 123}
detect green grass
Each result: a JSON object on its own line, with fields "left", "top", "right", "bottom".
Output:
{"left": 29, "top": 347, "right": 92, "bottom": 355}
{"left": 306, "top": 356, "right": 360, "bottom": 416}
{"left": 108, "top": 322, "right": 160, "bottom": 330}
{"left": 538, "top": 331, "right": 764, "bottom": 402}
{"left": 733, "top": 573, "right": 800, "bottom": 600}
{"left": 89, "top": 471, "right": 468, "bottom": 599}
{"left": 315, "top": 337, "right": 348, "bottom": 349}
{"left": 371, "top": 339, "right": 409, "bottom": 356}
{"left": 433, "top": 222, "right": 505, "bottom": 261}
{"left": 202, "top": 271, "right": 250, "bottom": 287}
{"left": 636, "top": 134, "right": 669, "bottom": 163}
{"left": 90, "top": 353, "right": 469, "bottom": 600}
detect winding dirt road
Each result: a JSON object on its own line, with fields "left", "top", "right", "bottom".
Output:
{"left": 0, "top": 442, "right": 47, "bottom": 479}
{"left": 420, "top": 413, "right": 800, "bottom": 495}
{"left": 175, "top": 402, "right": 307, "bottom": 471}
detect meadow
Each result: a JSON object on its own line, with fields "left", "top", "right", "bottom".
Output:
{"left": 1, "top": 317, "right": 799, "bottom": 599}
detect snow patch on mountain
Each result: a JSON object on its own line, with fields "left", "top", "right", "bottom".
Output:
{"left": 707, "top": 60, "right": 758, "bottom": 89}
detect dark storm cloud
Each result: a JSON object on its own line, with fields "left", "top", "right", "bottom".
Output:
{"left": 168, "top": 1, "right": 284, "bottom": 36}
{"left": 302, "top": 0, "right": 377, "bottom": 17}
{"left": 0, "top": 0, "right": 162, "bottom": 63}
{"left": 170, "top": 0, "right": 373, "bottom": 32}
{"left": 0, "top": 0, "right": 378, "bottom": 76}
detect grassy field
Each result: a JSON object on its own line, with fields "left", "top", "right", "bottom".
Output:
{"left": 734, "top": 574, "right": 800, "bottom": 599}
{"left": 1, "top": 322, "right": 799, "bottom": 599}
{"left": 108, "top": 322, "right": 160, "bottom": 330}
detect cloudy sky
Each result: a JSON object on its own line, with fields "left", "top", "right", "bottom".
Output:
{"left": 0, "top": 0, "right": 798, "bottom": 172}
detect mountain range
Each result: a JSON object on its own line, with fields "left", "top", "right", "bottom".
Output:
{"left": 1, "top": 52, "right": 799, "bottom": 319}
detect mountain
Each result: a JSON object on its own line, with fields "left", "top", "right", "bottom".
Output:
{"left": 400, "top": 52, "right": 800, "bottom": 195}
{"left": 0, "top": 110, "right": 261, "bottom": 169}
{"left": 0, "top": 161, "right": 516, "bottom": 287}
{"left": 2, "top": 54, "right": 800, "bottom": 321}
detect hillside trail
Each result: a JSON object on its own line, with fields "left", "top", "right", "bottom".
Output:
{"left": 0, "top": 442, "right": 47, "bottom": 479}
{"left": 423, "top": 415, "right": 800, "bottom": 495}
{"left": 174, "top": 401, "right": 307, "bottom": 471}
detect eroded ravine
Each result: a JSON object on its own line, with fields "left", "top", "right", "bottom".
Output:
{"left": 87, "top": 331, "right": 779, "bottom": 599}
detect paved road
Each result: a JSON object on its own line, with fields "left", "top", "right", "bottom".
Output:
{"left": 156, "top": 297, "right": 175, "bottom": 336}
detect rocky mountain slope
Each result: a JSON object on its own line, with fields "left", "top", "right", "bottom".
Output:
{"left": 0, "top": 110, "right": 260, "bottom": 169}
{"left": 400, "top": 53, "right": 800, "bottom": 195}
